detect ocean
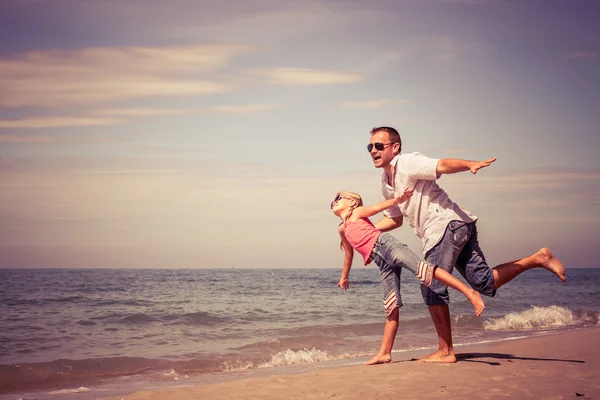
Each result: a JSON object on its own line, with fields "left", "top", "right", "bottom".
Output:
{"left": 1, "top": 267, "right": 599, "bottom": 399}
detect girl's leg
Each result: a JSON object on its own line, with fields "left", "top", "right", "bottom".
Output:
{"left": 366, "top": 307, "right": 399, "bottom": 365}
{"left": 377, "top": 234, "right": 484, "bottom": 316}
{"left": 432, "top": 267, "right": 485, "bottom": 316}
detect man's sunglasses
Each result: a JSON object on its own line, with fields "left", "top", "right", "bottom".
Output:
{"left": 330, "top": 194, "right": 352, "bottom": 209}
{"left": 367, "top": 142, "right": 397, "bottom": 152}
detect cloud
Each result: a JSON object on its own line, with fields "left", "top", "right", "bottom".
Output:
{"left": 93, "top": 107, "right": 194, "bottom": 117}
{"left": 0, "top": 133, "right": 56, "bottom": 143}
{"left": 564, "top": 51, "right": 596, "bottom": 60}
{"left": 252, "top": 68, "right": 362, "bottom": 86}
{"left": 338, "top": 99, "right": 410, "bottom": 109}
{"left": 0, "top": 108, "right": 195, "bottom": 130}
{"left": 165, "top": 1, "right": 356, "bottom": 43}
{"left": 0, "top": 116, "right": 123, "bottom": 129}
{"left": 127, "top": 145, "right": 204, "bottom": 155}
{"left": 206, "top": 103, "right": 279, "bottom": 114}
{"left": 0, "top": 133, "right": 117, "bottom": 144}
{"left": 0, "top": 44, "right": 250, "bottom": 108}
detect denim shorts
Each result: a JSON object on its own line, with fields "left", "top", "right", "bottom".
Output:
{"left": 421, "top": 220, "right": 496, "bottom": 306}
{"left": 370, "top": 233, "right": 436, "bottom": 317}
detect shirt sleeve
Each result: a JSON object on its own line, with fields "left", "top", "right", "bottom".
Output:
{"left": 401, "top": 152, "right": 439, "bottom": 181}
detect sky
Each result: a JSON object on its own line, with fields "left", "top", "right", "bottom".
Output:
{"left": 0, "top": 0, "right": 598, "bottom": 269}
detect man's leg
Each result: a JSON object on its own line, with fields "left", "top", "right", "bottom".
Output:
{"left": 366, "top": 307, "right": 399, "bottom": 365}
{"left": 423, "top": 304, "right": 456, "bottom": 363}
{"left": 456, "top": 225, "right": 566, "bottom": 295}
{"left": 492, "top": 248, "right": 566, "bottom": 288}
{"left": 419, "top": 221, "right": 469, "bottom": 363}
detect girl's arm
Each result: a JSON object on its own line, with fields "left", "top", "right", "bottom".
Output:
{"left": 337, "top": 227, "right": 354, "bottom": 291}
{"left": 353, "top": 188, "right": 414, "bottom": 219}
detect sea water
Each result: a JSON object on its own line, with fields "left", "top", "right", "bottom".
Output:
{"left": 1, "top": 267, "right": 599, "bottom": 399}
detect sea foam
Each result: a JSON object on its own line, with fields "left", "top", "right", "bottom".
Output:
{"left": 483, "top": 305, "right": 577, "bottom": 331}
{"left": 259, "top": 348, "right": 332, "bottom": 368}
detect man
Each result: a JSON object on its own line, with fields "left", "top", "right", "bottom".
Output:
{"left": 368, "top": 126, "right": 566, "bottom": 364}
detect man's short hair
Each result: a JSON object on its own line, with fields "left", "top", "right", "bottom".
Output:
{"left": 370, "top": 126, "right": 402, "bottom": 153}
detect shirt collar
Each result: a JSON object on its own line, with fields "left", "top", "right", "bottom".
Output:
{"left": 381, "top": 155, "right": 400, "bottom": 186}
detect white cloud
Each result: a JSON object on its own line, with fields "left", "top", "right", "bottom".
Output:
{"left": 0, "top": 44, "right": 250, "bottom": 108}
{"left": 0, "top": 116, "right": 123, "bottom": 129}
{"left": 206, "top": 103, "right": 280, "bottom": 114}
{"left": 0, "top": 133, "right": 117, "bottom": 144}
{"left": 0, "top": 133, "right": 56, "bottom": 143}
{"left": 93, "top": 107, "right": 194, "bottom": 117}
{"left": 252, "top": 68, "right": 362, "bottom": 85}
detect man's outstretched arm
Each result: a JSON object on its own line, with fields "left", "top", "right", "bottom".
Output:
{"left": 436, "top": 157, "right": 497, "bottom": 176}
{"left": 374, "top": 215, "right": 404, "bottom": 232}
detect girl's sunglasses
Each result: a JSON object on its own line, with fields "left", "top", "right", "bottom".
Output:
{"left": 330, "top": 194, "right": 352, "bottom": 209}
{"left": 367, "top": 142, "right": 397, "bottom": 152}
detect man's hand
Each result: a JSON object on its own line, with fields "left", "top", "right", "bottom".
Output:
{"left": 337, "top": 277, "right": 349, "bottom": 291}
{"left": 470, "top": 157, "right": 497, "bottom": 174}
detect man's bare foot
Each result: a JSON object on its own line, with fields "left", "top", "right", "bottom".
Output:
{"left": 419, "top": 350, "right": 457, "bottom": 363}
{"left": 366, "top": 353, "right": 392, "bottom": 365}
{"left": 466, "top": 289, "right": 485, "bottom": 316}
{"left": 537, "top": 247, "right": 567, "bottom": 282}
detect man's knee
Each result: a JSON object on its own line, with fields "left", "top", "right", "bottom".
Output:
{"left": 420, "top": 283, "right": 449, "bottom": 306}
{"left": 464, "top": 264, "right": 495, "bottom": 297}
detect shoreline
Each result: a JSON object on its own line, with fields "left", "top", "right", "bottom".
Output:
{"left": 100, "top": 327, "right": 600, "bottom": 400}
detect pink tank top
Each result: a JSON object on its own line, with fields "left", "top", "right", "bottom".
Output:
{"left": 342, "top": 218, "right": 381, "bottom": 265}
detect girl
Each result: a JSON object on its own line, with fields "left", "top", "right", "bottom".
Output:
{"left": 331, "top": 189, "right": 485, "bottom": 365}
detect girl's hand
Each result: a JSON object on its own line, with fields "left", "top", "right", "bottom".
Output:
{"left": 395, "top": 187, "right": 414, "bottom": 204}
{"left": 337, "top": 277, "right": 349, "bottom": 291}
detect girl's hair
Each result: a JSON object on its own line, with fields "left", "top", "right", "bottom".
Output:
{"left": 336, "top": 191, "right": 363, "bottom": 250}
{"left": 338, "top": 191, "right": 363, "bottom": 207}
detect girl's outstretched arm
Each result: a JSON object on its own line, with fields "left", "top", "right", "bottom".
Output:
{"left": 337, "top": 227, "right": 354, "bottom": 291}
{"left": 353, "top": 188, "right": 414, "bottom": 219}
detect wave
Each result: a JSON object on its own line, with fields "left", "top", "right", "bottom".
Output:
{"left": 87, "top": 311, "right": 230, "bottom": 326}
{"left": 258, "top": 348, "right": 332, "bottom": 368}
{"left": 483, "top": 305, "right": 599, "bottom": 331}
{"left": 0, "top": 295, "right": 86, "bottom": 306}
{"left": 48, "top": 386, "right": 91, "bottom": 395}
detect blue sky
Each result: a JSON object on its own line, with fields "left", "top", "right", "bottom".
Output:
{"left": 0, "top": 0, "right": 598, "bottom": 269}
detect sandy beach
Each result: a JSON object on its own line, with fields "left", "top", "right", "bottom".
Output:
{"left": 103, "top": 327, "right": 600, "bottom": 400}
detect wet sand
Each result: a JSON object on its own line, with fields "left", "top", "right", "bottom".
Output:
{"left": 103, "top": 328, "right": 600, "bottom": 400}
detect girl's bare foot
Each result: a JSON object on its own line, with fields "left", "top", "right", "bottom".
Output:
{"left": 467, "top": 289, "right": 485, "bottom": 316}
{"left": 366, "top": 353, "right": 392, "bottom": 365}
{"left": 537, "top": 248, "right": 567, "bottom": 282}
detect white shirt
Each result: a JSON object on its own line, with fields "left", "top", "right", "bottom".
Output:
{"left": 381, "top": 153, "right": 477, "bottom": 254}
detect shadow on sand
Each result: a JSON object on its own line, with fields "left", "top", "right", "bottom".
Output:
{"left": 456, "top": 352, "right": 585, "bottom": 366}
{"left": 393, "top": 353, "right": 584, "bottom": 366}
